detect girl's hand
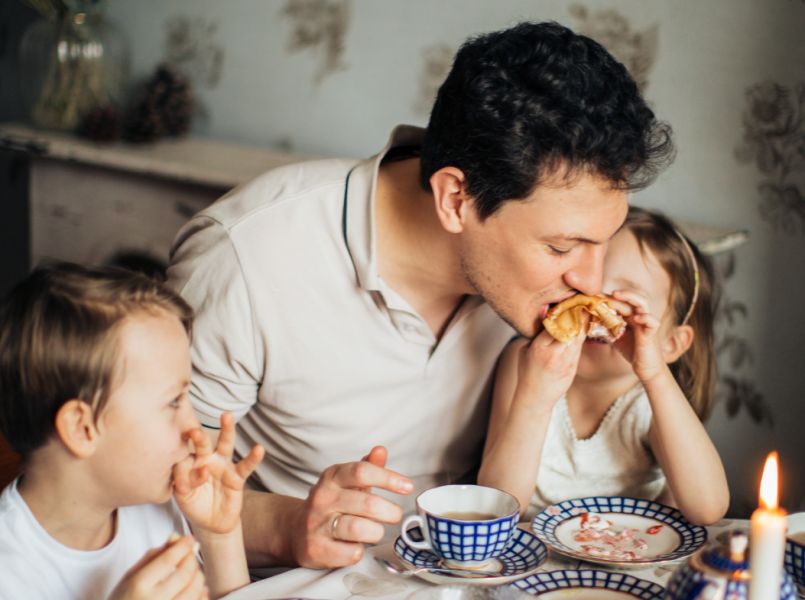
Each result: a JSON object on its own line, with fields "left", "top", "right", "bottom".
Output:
{"left": 516, "top": 327, "right": 586, "bottom": 406}
{"left": 173, "top": 413, "right": 265, "bottom": 536}
{"left": 610, "top": 289, "right": 666, "bottom": 382}
{"left": 107, "top": 536, "right": 207, "bottom": 600}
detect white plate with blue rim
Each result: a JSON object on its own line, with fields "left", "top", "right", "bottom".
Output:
{"left": 531, "top": 496, "right": 707, "bottom": 568}
{"left": 394, "top": 525, "right": 548, "bottom": 585}
{"left": 512, "top": 569, "right": 665, "bottom": 599}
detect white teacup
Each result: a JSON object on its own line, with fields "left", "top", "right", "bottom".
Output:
{"left": 400, "top": 484, "right": 520, "bottom": 568}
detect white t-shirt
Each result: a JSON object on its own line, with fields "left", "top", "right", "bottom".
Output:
{"left": 526, "top": 384, "right": 667, "bottom": 520}
{"left": 0, "top": 478, "right": 190, "bottom": 600}
{"left": 168, "top": 125, "right": 515, "bottom": 510}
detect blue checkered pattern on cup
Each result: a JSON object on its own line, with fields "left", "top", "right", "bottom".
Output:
{"left": 423, "top": 512, "right": 518, "bottom": 562}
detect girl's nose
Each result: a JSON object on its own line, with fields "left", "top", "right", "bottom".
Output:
{"left": 564, "top": 244, "right": 607, "bottom": 295}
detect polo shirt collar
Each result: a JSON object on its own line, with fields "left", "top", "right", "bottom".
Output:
{"left": 343, "top": 125, "right": 424, "bottom": 292}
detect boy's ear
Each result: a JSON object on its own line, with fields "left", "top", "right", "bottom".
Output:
{"left": 430, "top": 166, "right": 473, "bottom": 233}
{"left": 662, "top": 324, "right": 694, "bottom": 364}
{"left": 54, "top": 400, "right": 99, "bottom": 458}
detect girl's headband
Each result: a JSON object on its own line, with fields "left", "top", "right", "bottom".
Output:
{"left": 673, "top": 228, "right": 700, "bottom": 326}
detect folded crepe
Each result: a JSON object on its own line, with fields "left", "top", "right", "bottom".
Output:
{"left": 542, "top": 294, "right": 626, "bottom": 343}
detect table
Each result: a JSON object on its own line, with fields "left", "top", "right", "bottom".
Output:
{"left": 222, "top": 518, "right": 747, "bottom": 600}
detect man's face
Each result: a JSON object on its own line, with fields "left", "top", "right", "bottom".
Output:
{"left": 458, "top": 171, "right": 628, "bottom": 337}
{"left": 93, "top": 310, "right": 198, "bottom": 507}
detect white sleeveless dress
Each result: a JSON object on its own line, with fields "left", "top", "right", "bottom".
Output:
{"left": 525, "top": 384, "right": 666, "bottom": 521}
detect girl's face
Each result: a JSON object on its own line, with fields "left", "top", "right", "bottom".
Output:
{"left": 92, "top": 310, "right": 199, "bottom": 508}
{"left": 576, "top": 226, "right": 674, "bottom": 379}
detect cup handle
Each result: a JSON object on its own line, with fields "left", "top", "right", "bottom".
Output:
{"left": 401, "top": 514, "right": 431, "bottom": 550}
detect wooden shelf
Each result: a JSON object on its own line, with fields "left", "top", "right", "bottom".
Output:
{"left": 0, "top": 122, "right": 310, "bottom": 190}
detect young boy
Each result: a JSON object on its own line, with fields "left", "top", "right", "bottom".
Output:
{"left": 0, "top": 263, "right": 264, "bottom": 599}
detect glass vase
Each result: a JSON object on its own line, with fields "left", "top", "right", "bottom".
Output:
{"left": 19, "top": 10, "right": 129, "bottom": 131}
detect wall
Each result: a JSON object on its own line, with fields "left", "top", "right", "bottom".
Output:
{"left": 12, "top": 0, "right": 805, "bottom": 514}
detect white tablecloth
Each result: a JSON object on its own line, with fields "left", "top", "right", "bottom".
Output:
{"left": 223, "top": 519, "right": 746, "bottom": 600}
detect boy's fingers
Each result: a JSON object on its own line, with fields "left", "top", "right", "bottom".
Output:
{"left": 137, "top": 536, "right": 195, "bottom": 587}
{"left": 172, "top": 457, "right": 193, "bottom": 497}
{"left": 188, "top": 428, "right": 212, "bottom": 459}
{"left": 215, "top": 412, "right": 236, "bottom": 458}
{"left": 155, "top": 541, "right": 203, "bottom": 597}
{"left": 234, "top": 444, "right": 265, "bottom": 481}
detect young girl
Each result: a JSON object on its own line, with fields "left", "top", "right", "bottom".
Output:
{"left": 478, "top": 207, "right": 729, "bottom": 525}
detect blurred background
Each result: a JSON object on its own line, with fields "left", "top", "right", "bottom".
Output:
{"left": 0, "top": 0, "right": 803, "bottom": 517}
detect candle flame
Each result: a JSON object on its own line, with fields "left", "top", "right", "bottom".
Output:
{"left": 759, "top": 451, "right": 779, "bottom": 510}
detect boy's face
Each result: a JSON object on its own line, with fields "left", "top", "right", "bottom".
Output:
{"left": 94, "top": 309, "right": 198, "bottom": 507}
{"left": 458, "top": 170, "right": 628, "bottom": 337}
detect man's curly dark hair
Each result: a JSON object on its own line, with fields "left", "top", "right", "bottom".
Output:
{"left": 420, "top": 21, "right": 675, "bottom": 219}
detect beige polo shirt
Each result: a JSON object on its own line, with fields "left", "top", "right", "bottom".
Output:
{"left": 168, "top": 126, "right": 515, "bottom": 511}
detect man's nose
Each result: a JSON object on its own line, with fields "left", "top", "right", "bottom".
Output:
{"left": 564, "top": 244, "right": 606, "bottom": 295}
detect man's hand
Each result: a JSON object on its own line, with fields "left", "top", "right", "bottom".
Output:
{"left": 290, "top": 445, "right": 413, "bottom": 568}
{"left": 108, "top": 536, "right": 207, "bottom": 600}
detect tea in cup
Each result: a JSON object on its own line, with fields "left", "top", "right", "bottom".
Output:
{"left": 400, "top": 484, "right": 520, "bottom": 567}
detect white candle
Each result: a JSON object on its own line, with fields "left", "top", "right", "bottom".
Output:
{"left": 748, "top": 452, "right": 787, "bottom": 600}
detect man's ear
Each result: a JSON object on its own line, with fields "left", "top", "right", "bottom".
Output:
{"left": 429, "top": 166, "right": 473, "bottom": 233}
{"left": 662, "top": 324, "right": 694, "bottom": 365}
{"left": 54, "top": 400, "right": 99, "bottom": 459}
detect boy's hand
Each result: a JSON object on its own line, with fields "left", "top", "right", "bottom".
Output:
{"left": 610, "top": 289, "right": 665, "bottom": 381}
{"left": 173, "top": 413, "right": 265, "bottom": 536}
{"left": 108, "top": 536, "right": 207, "bottom": 600}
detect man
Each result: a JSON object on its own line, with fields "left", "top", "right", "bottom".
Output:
{"left": 168, "top": 21, "right": 674, "bottom": 569}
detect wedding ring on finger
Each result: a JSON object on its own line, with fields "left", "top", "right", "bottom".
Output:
{"left": 330, "top": 513, "right": 342, "bottom": 540}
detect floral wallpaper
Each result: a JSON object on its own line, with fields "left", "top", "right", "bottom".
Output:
{"left": 569, "top": 4, "right": 658, "bottom": 95}
{"left": 281, "top": 0, "right": 351, "bottom": 83}
{"left": 736, "top": 82, "right": 805, "bottom": 234}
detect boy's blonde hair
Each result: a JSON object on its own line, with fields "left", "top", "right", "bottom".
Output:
{"left": 623, "top": 207, "right": 720, "bottom": 421}
{"left": 0, "top": 263, "right": 193, "bottom": 460}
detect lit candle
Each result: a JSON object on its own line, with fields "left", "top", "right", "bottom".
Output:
{"left": 749, "top": 451, "right": 787, "bottom": 600}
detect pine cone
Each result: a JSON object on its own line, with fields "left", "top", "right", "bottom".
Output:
{"left": 78, "top": 106, "right": 122, "bottom": 142}
{"left": 124, "top": 64, "right": 194, "bottom": 143}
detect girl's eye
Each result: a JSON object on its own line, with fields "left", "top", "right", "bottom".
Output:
{"left": 169, "top": 396, "right": 182, "bottom": 409}
{"left": 548, "top": 245, "right": 572, "bottom": 256}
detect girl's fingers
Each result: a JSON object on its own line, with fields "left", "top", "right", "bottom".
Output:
{"left": 215, "top": 412, "right": 236, "bottom": 459}
{"left": 611, "top": 289, "right": 650, "bottom": 314}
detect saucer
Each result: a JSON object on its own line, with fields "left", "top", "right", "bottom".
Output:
{"left": 531, "top": 496, "right": 707, "bottom": 568}
{"left": 512, "top": 569, "right": 665, "bottom": 599}
{"left": 393, "top": 525, "right": 547, "bottom": 585}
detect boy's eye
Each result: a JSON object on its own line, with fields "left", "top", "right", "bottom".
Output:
{"left": 169, "top": 396, "right": 182, "bottom": 409}
{"left": 548, "top": 245, "right": 572, "bottom": 256}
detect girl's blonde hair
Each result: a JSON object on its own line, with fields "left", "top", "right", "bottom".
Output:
{"left": 0, "top": 262, "right": 193, "bottom": 459}
{"left": 623, "top": 207, "right": 720, "bottom": 421}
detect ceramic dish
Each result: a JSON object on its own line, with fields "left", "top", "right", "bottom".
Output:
{"left": 394, "top": 525, "right": 547, "bottom": 586}
{"left": 512, "top": 569, "right": 665, "bottom": 599}
{"left": 531, "top": 496, "right": 707, "bottom": 568}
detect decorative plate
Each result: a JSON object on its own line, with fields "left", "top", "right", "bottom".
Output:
{"left": 531, "top": 496, "right": 707, "bottom": 568}
{"left": 394, "top": 525, "right": 547, "bottom": 585}
{"left": 512, "top": 569, "right": 665, "bottom": 599}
